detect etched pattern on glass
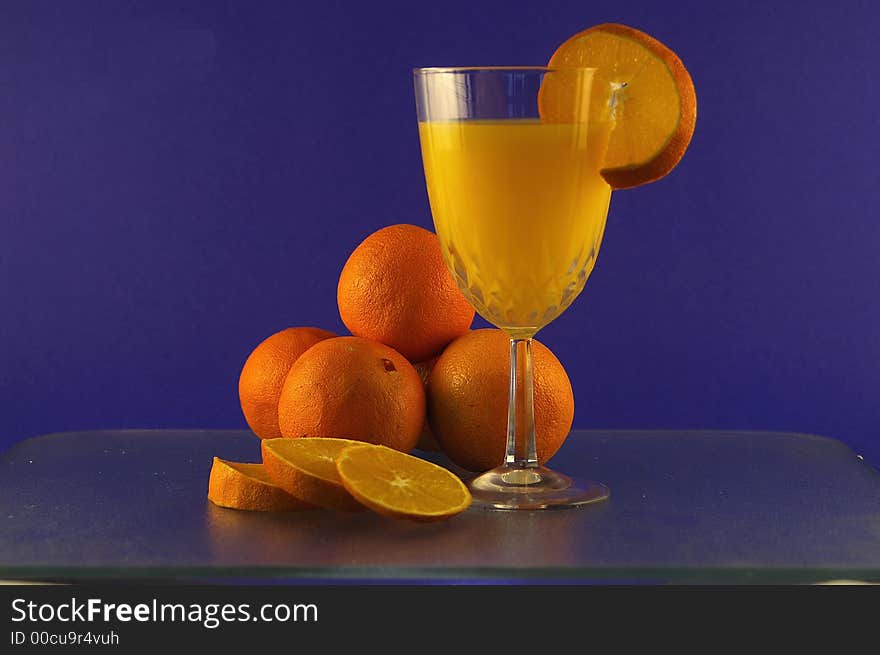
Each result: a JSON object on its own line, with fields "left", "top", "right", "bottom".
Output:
{"left": 442, "top": 231, "right": 604, "bottom": 334}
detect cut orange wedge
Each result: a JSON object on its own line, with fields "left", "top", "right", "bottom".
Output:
{"left": 207, "top": 457, "right": 313, "bottom": 512}
{"left": 336, "top": 444, "right": 472, "bottom": 522}
{"left": 261, "top": 438, "right": 365, "bottom": 512}
{"left": 542, "top": 23, "right": 697, "bottom": 189}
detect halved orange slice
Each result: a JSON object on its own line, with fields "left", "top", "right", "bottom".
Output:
{"left": 544, "top": 23, "right": 697, "bottom": 189}
{"left": 336, "top": 444, "right": 471, "bottom": 522}
{"left": 261, "top": 438, "right": 365, "bottom": 512}
{"left": 207, "top": 457, "right": 313, "bottom": 512}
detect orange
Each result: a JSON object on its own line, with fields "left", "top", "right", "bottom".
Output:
{"left": 427, "top": 329, "right": 574, "bottom": 472}
{"left": 337, "top": 224, "right": 475, "bottom": 362}
{"left": 542, "top": 23, "right": 697, "bottom": 189}
{"left": 207, "top": 457, "right": 313, "bottom": 511}
{"left": 413, "top": 357, "right": 442, "bottom": 452}
{"left": 277, "top": 336, "right": 425, "bottom": 453}
{"left": 238, "top": 327, "right": 336, "bottom": 439}
{"left": 336, "top": 444, "right": 471, "bottom": 522}
{"left": 261, "top": 437, "right": 364, "bottom": 511}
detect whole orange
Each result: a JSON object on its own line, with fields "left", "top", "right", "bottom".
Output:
{"left": 427, "top": 329, "right": 574, "bottom": 472}
{"left": 413, "top": 357, "right": 442, "bottom": 452}
{"left": 337, "top": 224, "right": 474, "bottom": 362}
{"left": 238, "top": 327, "right": 336, "bottom": 439}
{"left": 278, "top": 336, "right": 425, "bottom": 453}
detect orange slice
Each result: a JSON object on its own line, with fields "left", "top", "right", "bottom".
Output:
{"left": 336, "top": 444, "right": 472, "bottom": 522}
{"left": 543, "top": 23, "right": 697, "bottom": 189}
{"left": 261, "top": 438, "right": 365, "bottom": 512}
{"left": 207, "top": 457, "right": 313, "bottom": 512}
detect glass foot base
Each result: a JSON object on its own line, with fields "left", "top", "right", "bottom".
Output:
{"left": 468, "top": 465, "right": 610, "bottom": 510}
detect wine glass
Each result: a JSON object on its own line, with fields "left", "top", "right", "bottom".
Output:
{"left": 414, "top": 66, "right": 612, "bottom": 509}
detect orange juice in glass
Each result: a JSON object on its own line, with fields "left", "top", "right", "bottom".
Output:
{"left": 414, "top": 67, "right": 613, "bottom": 509}
{"left": 418, "top": 118, "right": 611, "bottom": 338}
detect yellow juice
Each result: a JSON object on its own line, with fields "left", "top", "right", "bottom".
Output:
{"left": 418, "top": 119, "right": 612, "bottom": 337}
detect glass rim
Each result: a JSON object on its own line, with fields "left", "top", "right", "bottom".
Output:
{"left": 413, "top": 65, "right": 598, "bottom": 74}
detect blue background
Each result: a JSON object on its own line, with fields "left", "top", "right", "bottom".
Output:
{"left": 1, "top": 1, "right": 878, "bottom": 465}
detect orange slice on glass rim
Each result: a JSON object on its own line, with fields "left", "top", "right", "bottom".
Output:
{"left": 207, "top": 457, "right": 314, "bottom": 512}
{"left": 336, "top": 444, "right": 472, "bottom": 522}
{"left": 541, "top": 23, "right": 697, "bottom": 189}
{"left": 261, "top": 437, "right": 366, "bottom": 512}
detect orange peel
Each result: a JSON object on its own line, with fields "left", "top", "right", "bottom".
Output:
{"left": 543, "top": 23, "right": 697, "bottom": 189}
{"left": 207, "top": 457, "right": 313, "bottom": 512}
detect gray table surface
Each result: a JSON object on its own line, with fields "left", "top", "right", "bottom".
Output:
{"left": 1, "top": 429, "right": 878, "bottom": 584}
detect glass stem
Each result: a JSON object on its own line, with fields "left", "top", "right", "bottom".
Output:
{"left": 505, "top": 338, "right": 539, "bottom": 468}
